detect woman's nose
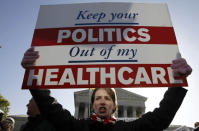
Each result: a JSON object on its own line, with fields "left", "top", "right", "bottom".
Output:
{"left": 99, "top": 98, "right": 106, "bottom": 104}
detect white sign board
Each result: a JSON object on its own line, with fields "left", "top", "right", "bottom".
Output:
{"left": 22, "top": 2, "right": 187, "bottom": 89}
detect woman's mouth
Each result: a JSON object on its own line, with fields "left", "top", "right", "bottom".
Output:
{"left": 99, "top": 107, "right": 106, "bottom": 113}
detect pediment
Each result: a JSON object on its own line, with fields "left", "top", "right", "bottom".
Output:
{"left": 74, "top": 88, "right": 146, "bottom": 101}
{"left": 115, "top": 88, "right": 147, "bottom": 101}
{"left": 74, "top": 89, "right": 90, "bottom": 96}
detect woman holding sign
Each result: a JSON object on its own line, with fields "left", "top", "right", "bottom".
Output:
{"left": 21, "top": 47, "right": 192, "bottom": 131}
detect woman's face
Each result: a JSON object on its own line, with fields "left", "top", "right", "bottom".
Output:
{"left": 27, "top": 98, "right": 40, "bottom": 117}
{"left": 92, "top": 89, "right": 115, "bottom": 118}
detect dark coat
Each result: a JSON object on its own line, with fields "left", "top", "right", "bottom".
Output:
{"left": 20, "top": 115, "right": 56, "bottom": 131}
{"left": 30, "top": 87, "right": 187, "bottom": 131}
{"left": 194, "top": 127, "right": 199, "bottom": 131}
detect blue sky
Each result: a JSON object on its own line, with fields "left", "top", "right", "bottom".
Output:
{"left": 0, "top": 0, "right": 199, "bottom": 128}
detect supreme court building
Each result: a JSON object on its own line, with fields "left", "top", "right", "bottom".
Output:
{"left": 74, "top": 88, "right": 147, "bottom": 120}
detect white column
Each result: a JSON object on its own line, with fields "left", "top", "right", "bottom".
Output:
{"left": 74, "top": 103, "right": 79, "bottom": 118}
{"left": 84, "top": 104, "right": 88, "bottom": 118}
{"left": 142, "top": 107, "right": 145, "bottom": 114}
{"left": 141, "top": 108, "right": 145, "bottom": 116}
{"left": 133, "top": 107, "right": 136, "bottom": 117}
{"left": 124, "top": 106, "right": 127, "bottom": 117}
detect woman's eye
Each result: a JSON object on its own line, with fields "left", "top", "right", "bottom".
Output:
{"left": 95, "top": 97, "right": 100, "bottom": 100}
{"left": 105, "top": 96, "right": 111, "bottom": 100}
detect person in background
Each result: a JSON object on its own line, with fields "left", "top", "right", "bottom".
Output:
{"left": 0, "top": 117, "right": 15, "bottom": 131}
{"left": 20, "top": 98, "right": 56, "bottom": 131}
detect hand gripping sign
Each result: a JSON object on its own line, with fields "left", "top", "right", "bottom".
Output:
{"left": 22, "top": 2, "right": 187, "bottom": 89}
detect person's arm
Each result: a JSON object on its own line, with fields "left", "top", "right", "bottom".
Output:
{"left": 126, "top": 58, "right": 192, "bottom": 130}
{"left": 22, "top": 48, "right": 75, "bottom": 130}
{"left": 131, "top": 86, "right": 187, "bottom": 130}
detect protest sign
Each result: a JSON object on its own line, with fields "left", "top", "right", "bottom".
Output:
{"left": 22, "top": 2, "right": 187, "bottom": 89}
